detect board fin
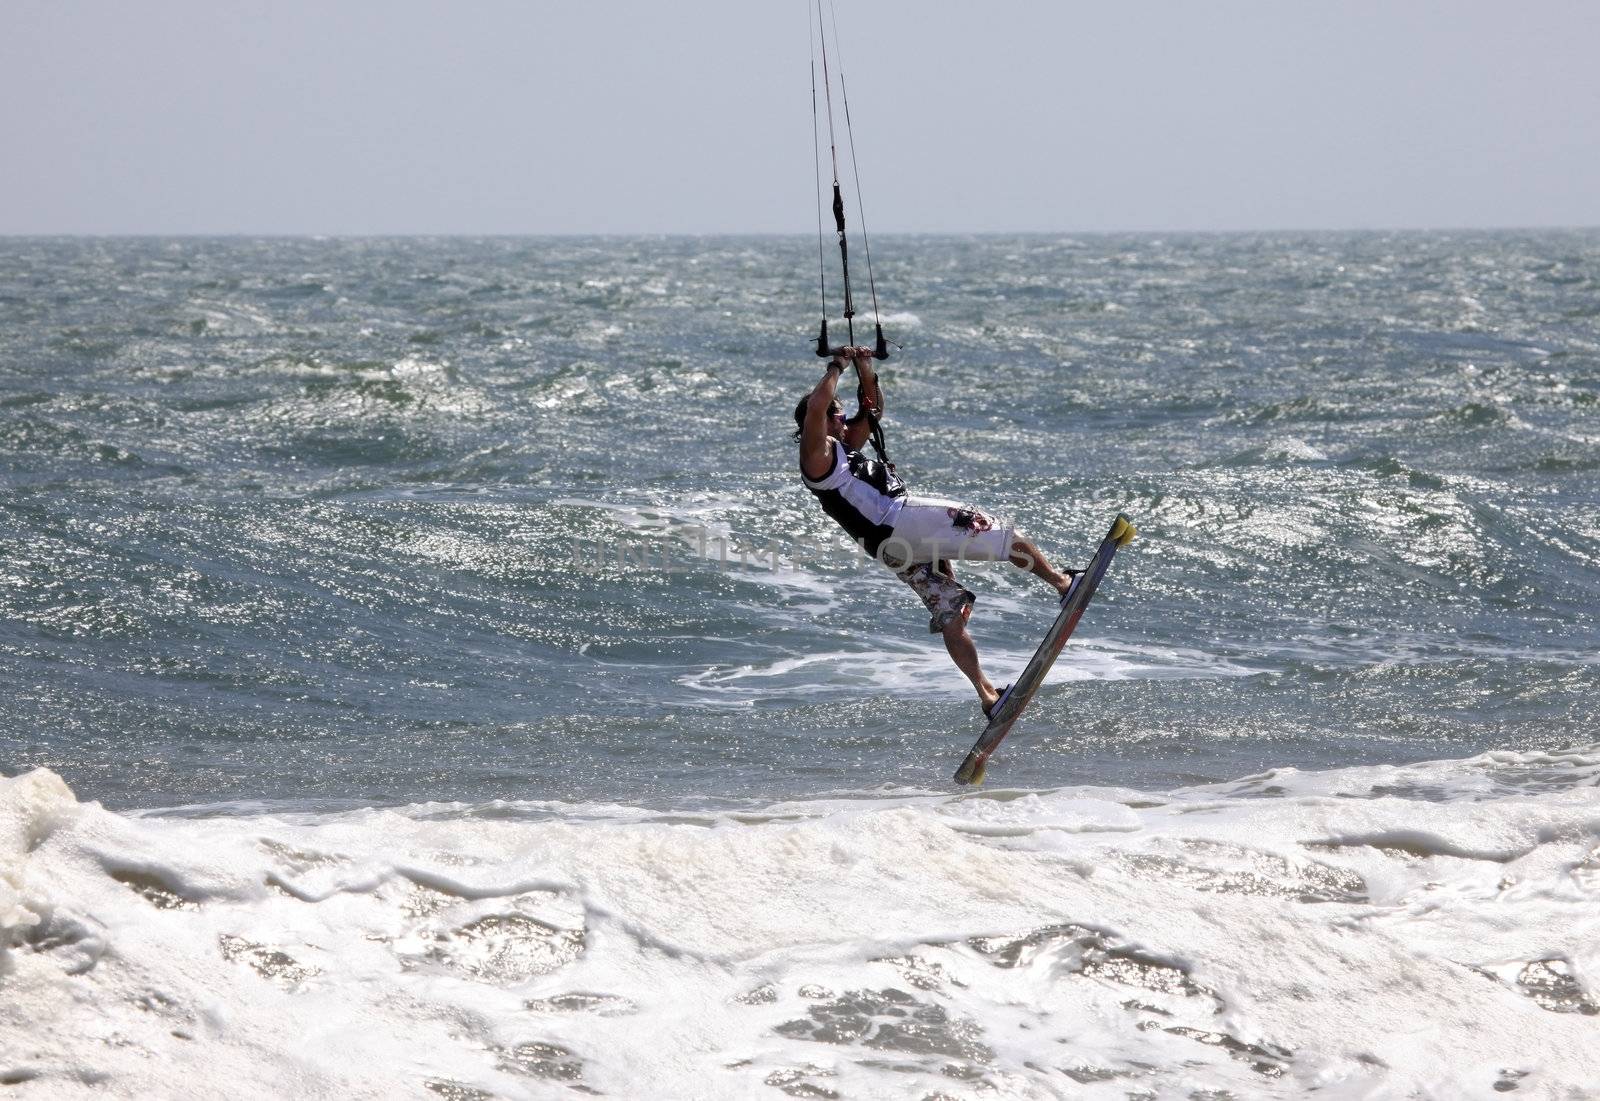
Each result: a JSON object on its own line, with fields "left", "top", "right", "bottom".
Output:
{"left": 954, "top": 751, "right": 983, "bottom": 785}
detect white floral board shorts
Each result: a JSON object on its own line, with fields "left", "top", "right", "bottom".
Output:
{"left": 881, "top": 497, "right": 1018, "bottom": 633}
{"left": 879, "top": 496, "right": 1016, "bottom": 571}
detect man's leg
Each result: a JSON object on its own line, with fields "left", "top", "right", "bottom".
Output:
{"left": 1007, "top": 534, "right": 1076, "bottom": 597}
{"left": 897, "top": 560, "right": 1001, "bottom": 713}
{"left": 941, "top": 602, "right": 1000, "bottom": 713}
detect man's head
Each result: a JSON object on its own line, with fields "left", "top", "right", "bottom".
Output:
{"left": 793, "top": 396, "right": 846, "bottom": 441}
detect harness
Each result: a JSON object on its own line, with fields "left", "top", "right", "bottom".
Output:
{"left": 801, "top": 439, "right": 906, "bottom": 558}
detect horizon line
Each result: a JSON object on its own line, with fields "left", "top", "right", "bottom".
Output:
{"left": 3, "top": 224, "right": 1598, "bottom": 240}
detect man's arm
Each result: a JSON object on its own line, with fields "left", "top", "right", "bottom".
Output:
{"left": 800, "top": 354, "right": 848, "bottom": 480}
{"left": 842, "top": 346, "right": 883, "bottom": 453}
{"left": 854, "top": 347, "right": 884, "bottom": 415}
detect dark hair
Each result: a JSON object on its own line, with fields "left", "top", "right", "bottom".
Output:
{"left": 793, "top": 395, "right": 843, "bottom": 440}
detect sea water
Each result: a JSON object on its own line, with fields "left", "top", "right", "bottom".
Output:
{"left": 2, "top": 234, "right": 1598, "bottom": 1097}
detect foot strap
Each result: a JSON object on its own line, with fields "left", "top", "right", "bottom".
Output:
{"left": 983, "top": 683, "right": 1013, "bottom": 720}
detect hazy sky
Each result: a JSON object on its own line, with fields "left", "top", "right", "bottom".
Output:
{"left": 4, "top": 0, "right": 1597, "bottom": 234}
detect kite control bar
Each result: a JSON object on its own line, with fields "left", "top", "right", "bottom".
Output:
{"left": 814, "top": 320, "right": 889, "bottom": 361}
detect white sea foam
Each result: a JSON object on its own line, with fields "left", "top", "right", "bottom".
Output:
{"left": 5, "top": 747, "right": 1598, "bottom": 1098}
{"left": 680, "top": 637, "right": 1256, "bottom": 706}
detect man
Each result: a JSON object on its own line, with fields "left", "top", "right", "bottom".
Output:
{"left": 795, "top": 346, "right": 1079, "bottom": 717}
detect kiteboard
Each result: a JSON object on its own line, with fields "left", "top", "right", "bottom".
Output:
{"left": 953, "top": 513, "right": 1136, "bottom": 786}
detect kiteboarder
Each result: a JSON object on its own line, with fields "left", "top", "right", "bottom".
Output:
{"left": 796, "top": 346, "right": 1079, "bottom": 716}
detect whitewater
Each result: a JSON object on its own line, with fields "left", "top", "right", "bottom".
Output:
{"left": 4, "top": 747, "right": 1598, "bottom": 1098}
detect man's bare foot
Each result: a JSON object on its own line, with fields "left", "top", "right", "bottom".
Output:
{"left": 1051, "top": 569, "right": 1083, "bottom": 599}
{"left": 978, "top": 683, "right": 1000, "bottom": 715}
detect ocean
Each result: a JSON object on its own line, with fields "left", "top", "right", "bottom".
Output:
{"left": 2, "top": 233, "right": 1598, "bottom": 1097}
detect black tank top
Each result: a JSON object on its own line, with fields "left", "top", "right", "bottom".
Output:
{"left": 800, "top": 439, "right": 907, "bottom": 557}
